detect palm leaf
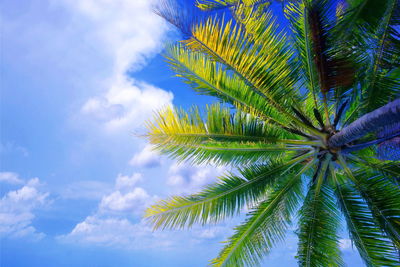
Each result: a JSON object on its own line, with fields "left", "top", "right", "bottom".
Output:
{"left": 146, "top": 104, "right": 318, "bottom": 165}
{"left": 338, "top": 156, "right": 400, "bottom": 248}
{"left": 196, "top": 0, "right": 273, "bottom": 11}
{"left": 165, "top": 45, "right": 291, "bottom": 127}
{"left": 332, "top": 169, "right": 399, "bottom": 266}
{"left": 211, "top": 159, "right": 314, "bottom": 267}
{"left": 145, "top": 152, "right": 314, "bottom": 229}
{"left": 297, "top": 156, "right": 343, "bottom": 267}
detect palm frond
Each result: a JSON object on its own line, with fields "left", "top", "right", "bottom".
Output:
{"left": 332, "top": 169, "right": 399, "bottom": 266}
{"left": 211, "top": 160, "right": 314, "bottom": 267}
{"left": 145, "top": 152, "right": 314, "bottom": 230}
{"left": 338, "top": 156, "right": 400, "bottom": 248}
{"left": 335, "top": 0, "right": 400, "bottom": 112}
{"left": 146, "top": 104, "right": 318, "bottom": 165}
{"left": 297, "top": 156, "right": 343, "bottom": 267}
{"left": 165, "top": 45, "right": 291, "bottom": 127}
{"left": 196, "top": 0, "right": 273, "bottom": 11}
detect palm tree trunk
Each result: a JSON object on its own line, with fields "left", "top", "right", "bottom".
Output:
{"left": 329, "top": 98, "right": 400, "bottom": 148}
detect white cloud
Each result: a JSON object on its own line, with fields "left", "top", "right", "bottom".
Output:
{"left": 129, "top": 145, "right": 161, "bottom": 168}
{"left": 0, "top": 172, "right": 23, "bottom": 184}
{"left": 0, "top": 177, "right": 50, "bottom": 240}
{"left": 56, "top": 0, "right": 174, "bottom": 134}
{"left": 81, "top": 77, "right": 173, "bottom": 133}
{"left": 99, "top": 187, "right": 154, "bottom": 214}
{"left": 167, "top": 162, "right": 229, "bottom": 194}
{"left": 60, "top": 171, "right": 233, "bottom": 250}
{"left": 59, "top": 215, "right": 173, "bottom": 249}
{"left": 115, "top": 173, "right": 142, "bottom": 191}
{"left": 62, "top": 0, "right": 168, "bottom": 75}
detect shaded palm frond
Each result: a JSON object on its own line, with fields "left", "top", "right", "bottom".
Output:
{"left": 338, "top": 156, "right": 400, "bottom": 248}
{"left": 333, "top": 169, "right": 399, "bottom": 266}
{"left": 335, "top": 0, "right": 400, "bottom": 112}
{"left": 348, "top": 155, "right": 400, "bottom": 184}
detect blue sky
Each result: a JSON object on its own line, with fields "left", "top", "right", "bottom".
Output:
{"left": 0, "top": 0, "right": 364, "bottom": 266}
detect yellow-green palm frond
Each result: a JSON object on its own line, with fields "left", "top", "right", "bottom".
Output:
{"left": 211, "top": 160, "right": 313, "bottom": 267}
{"left": 183, "top": 13, "right": 301, "bottom": 112}
{"left": 146, "top": 104, "right": 317, "bottom": 165}
{"left": 166, "top": 44, "right": 291, "bottom": 126}
{"left": 196, "top": 0, "right": 272, "bottom": 11}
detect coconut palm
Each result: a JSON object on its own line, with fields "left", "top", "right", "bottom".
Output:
{"left": 144, "top": 0, "right": 400, "bottom": 266}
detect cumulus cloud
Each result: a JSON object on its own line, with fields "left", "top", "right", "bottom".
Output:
{"left": 129, "top": 145, "right": 161, "bottom": 168}
{"left": 56, "top": 0, "right": 174, "bottom": 134}
{"left": 167, "top": 162, "right": 229, "bottom": 194}
{"left": 115, "top": 173, "right": 143, "bottom": 190}
{"left": 60, "top": 171, "right": 232, "bottom": 249}
{"left": 0, "top": 172, "right": 23, "bottom": 184}
{"left": 80, "top": 77, "right": 173, "bottom": 133}
{"left": 0, "top": 177, "right": 50, "bottom": 240}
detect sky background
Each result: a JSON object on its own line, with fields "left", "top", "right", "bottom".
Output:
{"left": 1, "top": 0, "right": 364, "bottom": 266}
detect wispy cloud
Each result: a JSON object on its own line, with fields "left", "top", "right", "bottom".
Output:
{"left": 0, "top": 172, "right": 24, "bottom": 184}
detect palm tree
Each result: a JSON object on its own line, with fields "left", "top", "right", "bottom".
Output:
{"left": 144, "top": 0, "right": 400, "bottom": 266}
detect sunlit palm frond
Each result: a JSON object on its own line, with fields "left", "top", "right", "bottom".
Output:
{"left": 146, "top": 104, "right": 317, "bottom": 165}
{"left": 165, "top": 45, "right": 290, "bottom": 126}
{"left": 196, "top": 0, "right": 273, "bottom": 11}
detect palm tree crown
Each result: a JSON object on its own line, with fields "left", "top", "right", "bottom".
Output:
{"left": 144, "top": 0, "right": 400, "bottom": 266}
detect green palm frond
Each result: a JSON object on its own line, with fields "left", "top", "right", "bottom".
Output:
{"left": 297, "top": 156, "right": 343, "bottom": 267}
{"left": 211, "top": 159, "right": 314, "bottom": 267}
{"left": 333, "top": 170, "right": 399, "bottom": 266}
{"left": 145, "top": 152, "right": 313, "bottom": 230}
{"left": 349, "top": 155, "right": 400, "bottom": 183}
{"left": 336, "top": 0, "right": 400, "bottom": 112}
{"left": 338, "top": 156, "right": 400, "bottom": 248}
{"left": 285, "top": 1, "right": 320, "bottom": 108}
